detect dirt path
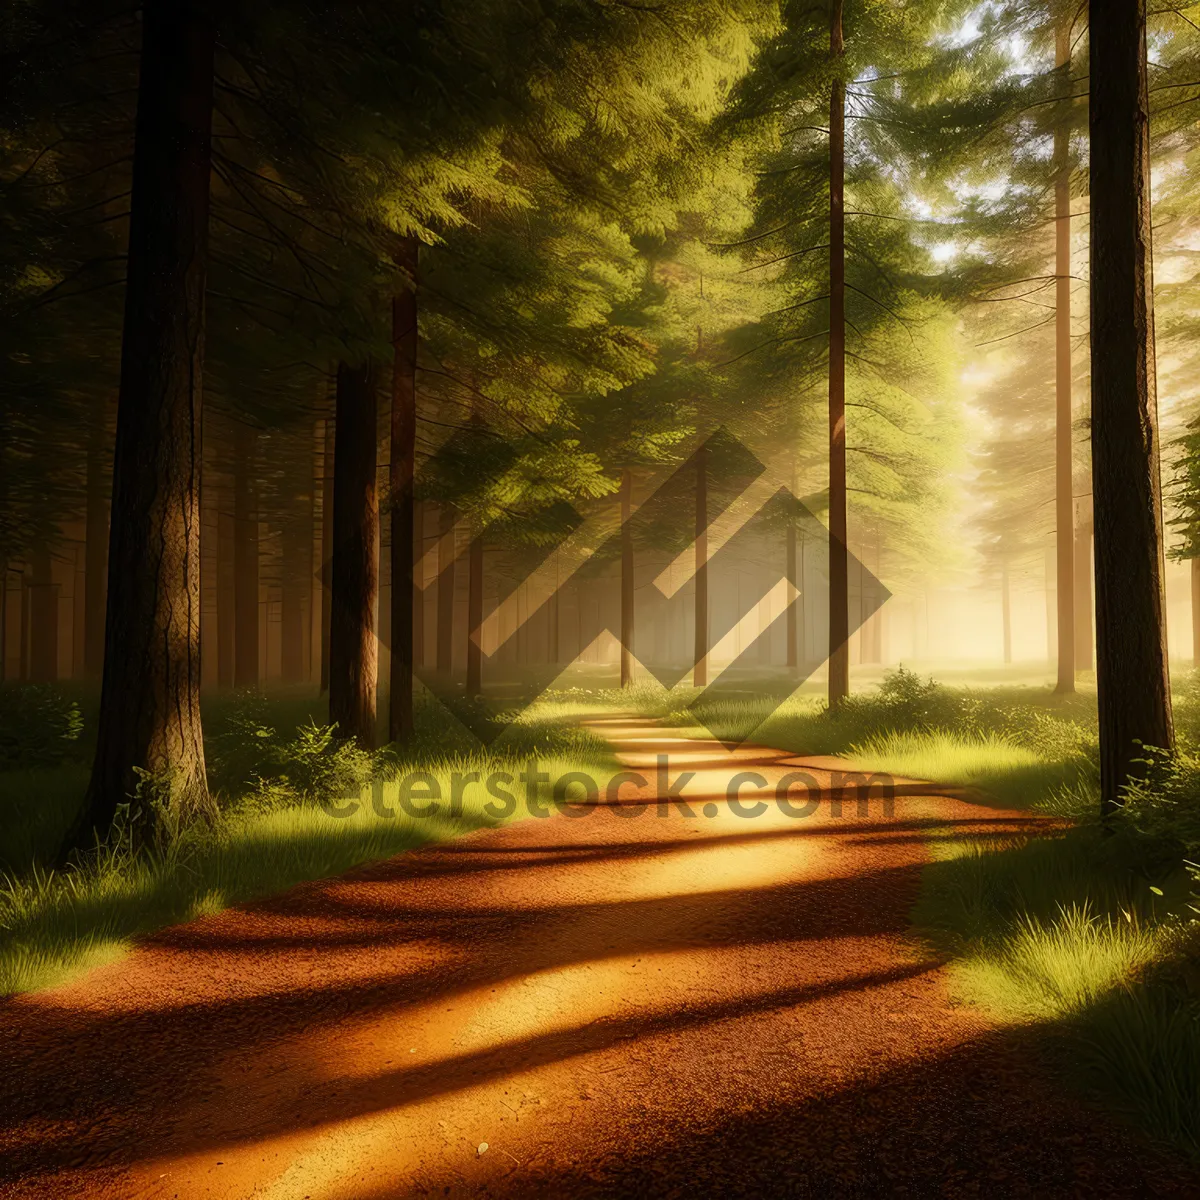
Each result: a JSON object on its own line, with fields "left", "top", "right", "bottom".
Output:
{"left": 2, "top": 718, "right": 1196, "bottom": 1198}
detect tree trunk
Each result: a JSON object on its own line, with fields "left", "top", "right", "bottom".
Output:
{"left": 516, "top": 582, "right": 527, "bottom": 667}
{"left": 197, "top": 459, "right": 216, "bottom": 688}
{"left": 319, "top": 410, "right": 334, "bottom": 695}
{"left": 550, "top": 554, "right": 561, "bottom": 665}
{"left": 1054, "top": 23, "right": 1076, "bottom": 693}
{"left": 1090, "top": 0, "right": 1174, "bottom": 814}
{"left": 436, "top": 504, "right": 455, "bottom": 674}
{"left": 328, "top": 361, "right": 379, "bottom": 747}
{"left": 827, "top": 0, "right": 849, "bottom": 708}
{"left": 621, "top": 469, "right": 634, "bottom": 688}
{"left": 68, "top": 0, "right": 214, "bottom": 856}
{"left": 1044, "top": 542, "right": 1057, "bottom": 663}
{"left": 1001, "top": 560, "right": 1012, "bottom": 664}
{"left": 0, "top": 563, "right": 7, "bottom": 682}
{"left": 28, "top": 542, "right": 58, "bottom": 683}
{"left": 71, "top": 542, "right": 85, "bottom": 680}
{"left": 466, "top": 531, "right": 483, "bottom": 697}
{"left": 1074, "top": 514, "right": 1094, "bottom": 670}
{"left": 876, "top": 587, "right": 887, "bottom": 665}
{"left": 786, "top": 523, "right": 798, "bottom": 669}
{"left": 1192, "top": 556, "right": 1200, "bottom": 668}
{"left": 413, "top": 499, "right": 425, "bottom": 669}
{"left": 216, "top": 496, "right": 234, "bottom": 687}
{"left": 308, "top": 418, "right": 323, "bottom": 683}
{"left": 694, "top": 445, "right": 708, "bottom": 687}
{"left": 865, "top": 555, "right": 881, "bottom": 664}
{"left": 19, "top": 568, "right": 30, "bottom": 681}
{"left": 388, "top": 238, "right": 418, "bottom": 740}
{"left": 83, "top": 395, "right": 110, "bottom": 678}
{"left": 872, "top": 543, "right": 885, "bottom": 662}
{"left": 280, "top": 502, "right": 309, "bottom": 684}
{"left": 798, "top": 534, "right": 807, "bottom": 663}
{"left": 233, "top": 424, "right": 259, "bottom": 688}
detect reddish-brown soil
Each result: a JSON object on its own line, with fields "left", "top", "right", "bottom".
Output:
{"left": 1, "top": 718, "right": 1196, "bottom": 1198}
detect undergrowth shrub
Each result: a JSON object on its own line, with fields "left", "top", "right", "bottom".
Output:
{"left": 206, "top": 692, "right": 375, "bottom": 810}
{"left": 0, "top": 686, "right": 83, "bottom": 768}
{"left": 1121, "top": 746, "right": 1200, "bottom": 907}
{"left": 842, "top": 668, "right": 1099, "bottom": 773}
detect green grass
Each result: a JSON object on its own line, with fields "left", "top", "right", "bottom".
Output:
{"left": 0, "top": 764, "right": 93, "bottom": 874}
{"left": 0, "top": 688, "right": 624, "bottom": 996}
{"left": 7, "top": 670, "right": 1200, "bottom": 1158}
{"left": 847, "top": 729, "right": 1088, "bottom": 809}
{"left": 648, "top": 671, "right": 1099, "bottom": 810}
{"left": 914, "top": 823, "right": 1200, "bottom": 1156}
{"left": 638, "top": 667, "right": 1200, "bottom": 1156}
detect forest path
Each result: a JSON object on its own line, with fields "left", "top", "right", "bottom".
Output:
{"left": 2, "top": 717, "right": 1197, "bottom": 1198}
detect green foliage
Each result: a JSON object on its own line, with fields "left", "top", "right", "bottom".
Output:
{"left": 0, "top": 692, "right": 620, "bottom": 995}
{"left": 0, "top": 686, "right": 84, "bottom": 769}
{"left": 1168, "top": 417, "right": 1200, "bottom": 562}
{"left": 652, "top": 667, "right": 1099, "bottom": 810}
{"left": 915, "top": 816, "right": 1200, "bottom": 1158}
{"left": 206, "top": 692, "right": 376, "bottom": 810}
{"left": 0, "top": 765, "right": 89, "bottom": 874}
{"left": 1121, "top": 747, "right": 1200, "bottom": 897}
{"left": 873, "top": 664, "right": 952, "bottom": 724}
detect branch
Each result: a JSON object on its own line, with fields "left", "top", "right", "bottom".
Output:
{"left": 844, "top": 281, "right": 916, "bottom": 342}
{"left": 975, "top": 314, "right": 1056, "bottom": 347}
{"left": 716, "top": 328, "right": 829, "bottom": 368}
{"left": 706, "top": 219, "right": 809, "bottom": 249}
{"left": 765, "top": 293, "right": 830, "bottom": 318}
{"left": 738, "top": 243, "right": 830, "bottom": 274}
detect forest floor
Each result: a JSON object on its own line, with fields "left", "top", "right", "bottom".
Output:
{"left": 2, "top": 716, "right": 1198, "bottom": 1198}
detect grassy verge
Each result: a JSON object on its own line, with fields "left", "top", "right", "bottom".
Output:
{"left": 648, "top": 667, "right": 1099, "bottom": 811}
{"left": 0, "top": 687, "right": 623, "bottom": 996}
{"left": 632, "top": 667, "right": 1200, "bottom": 1156}
{"left": 914, "top": 819, "right": 1200, "bottom": 1156}
{"left": 847, "top": 730, "right": 1081, "bottom": 809}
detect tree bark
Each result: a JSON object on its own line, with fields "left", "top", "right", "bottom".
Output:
{"left": 328, "top": 361, "right": 379, "bottom": 748}
{"left": 621, "top": 468, "right": 634, "bottom": 688}
{"left": 83, "top": 395, "right": 110, "bottom": 678}
{"left": 216, "top": 461, "right": 234, "bottom": 687}
{"left": 436, "top": 504, "right": 456, "bottom": 674}
{"left": 19, "top": 568, "right": 30, "bottom": 681}
{"left": 549, "top": 553, "right": 561, "bottom": 665}
{"left": 319, "top": 410, "right": 334, "bottom": 695}
{"left": 798, "top": 534, "right": 807, "bottom": 663}
{"left": 1054, "top": 23, "right": 1076, "bottom": 693}
{"left": 827, "top": 0, "right": 849, "bottom": 708}
{"left": 466, "top": 530, "right": 483, "bottom": 697}
{"left": 694, "top": 444, "right": 709, "bottom": 687}
{"left": 68, "top": 0, "right": 214, "bottom": 856}
{"left": 1074, "top": 514, "right": 1093, "bottom": 670}
{"left": 389, "top": 237, "right": 418, "bottom": 740}
{"left": 1044, "top": 542, "right": 1057, "bottom": 663}
{"left": 786, "top": 523, "right": 798, "bottom": 669}
{"left": 862, "top": 542, "right": 883, "bottom": 664}
{"left": 309, "top": 418, "right": 323, "bottom": 683}
{"left": 1090, "top": 0, "right": 1174, "bottom": 814}
{"left": 233, "top": 424, "right": 259, "bottom": 687}
{"left": 0, "top": 563, "right": 7, "bottom": 682}
{"left": 1192, "top": 556, "right": 1200, "bottom": 669}
{"left": 280, "top": 501, "right": 310, "bottom": 684}
{"left": 413, "top": 499, "right": 425, "bottom": 669}
{"left": 28, "top": 542, "right": 57, "bottom": 683}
